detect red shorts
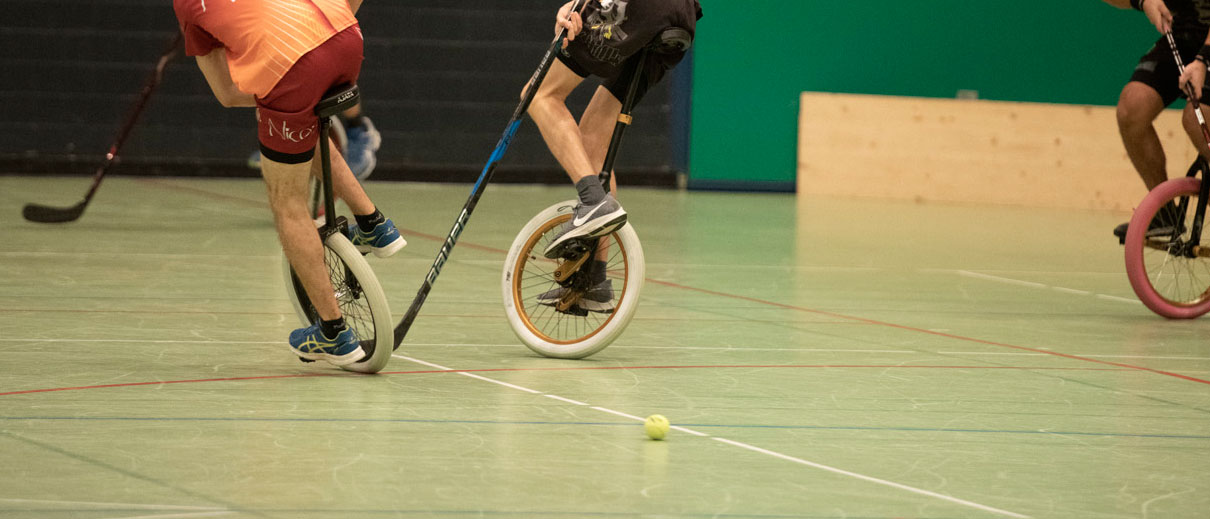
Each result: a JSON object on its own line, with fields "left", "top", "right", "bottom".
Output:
{"left": 255, "top": 25, "right": 363, "bottom": 163}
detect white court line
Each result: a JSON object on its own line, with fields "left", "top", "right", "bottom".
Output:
{"left": 711, "top": 438, "right": 1029, "bottom": 519}
{"left": 590, "top": 406, "right": 646, "bottom": 421}
{"left": 545, "top": 394, "right": 588, "bottom": 405}
{"left": 0, "top": 339, "right": 280, "bottom": 345}
{"left": 0, "top": 498, "right": 224, "bottom": 511}
{"left": 392, "top": 355, "right": 539, "bottom": 391}
{"left": 391, "top": 355, "right": 1030, "bottom": 518}
{"left": 956, "top": 270, "right": 1141, "bottom": 305}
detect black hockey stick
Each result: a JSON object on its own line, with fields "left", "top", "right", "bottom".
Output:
{"left": 22, "top": 32, "right": 184, "bottom": 223}
{"left": 393, "top": 1, "right": 586, "bottom": 348}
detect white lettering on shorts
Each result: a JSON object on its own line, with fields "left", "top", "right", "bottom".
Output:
{"left": 265, "top": 116, "right": 316, "bottom": 144}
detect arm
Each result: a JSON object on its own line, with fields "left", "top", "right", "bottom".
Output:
{"left": 1141, "top": 0, "right": 1174, "bottom": 33}
{"left": 348, "top": 0, "right": 362, "bottom": 15}
{"left": 1179, "top": 32, "right": 1210, "bottom": 100}
{"left": 194, "top": 48, "right": 255, "bottom": 108}
{"left": 555, "top": 1, "right": 584, "bottom": 45}
{"left": 1101, "top": 0, "right": 1132, "bottom": 8}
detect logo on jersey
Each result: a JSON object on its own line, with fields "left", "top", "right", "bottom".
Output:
{"left": 580, "top": 0, "right": 630, "bottom": 65}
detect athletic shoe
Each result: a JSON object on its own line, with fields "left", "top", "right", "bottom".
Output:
{"left": 345, "top": 117, "right": 381, "bottom": 181}
{"left": 1114, "top": 201, "right": 1182, "bottom": 243}
{"left": 349, "top": 218, "right": 407, "bottom": 257}
{"left": 543, "top": 195, "right": 627, "bottom": 259}
{"left": 247, "top": 149, "right": 262, "bottom": 170}
{"left": 289, "top": 323, "right": 365, "bottom": 366}
{"left": 536, "top": 279, "right": 615, "bottom": 313}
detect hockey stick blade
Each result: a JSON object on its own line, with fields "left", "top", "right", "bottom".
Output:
{"left": 22, "top": 200, "right": 88, "bottom": 223}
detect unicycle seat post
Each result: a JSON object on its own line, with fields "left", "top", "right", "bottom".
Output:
{"left": 315, "top": 84, "right": 361, "bottom": 231}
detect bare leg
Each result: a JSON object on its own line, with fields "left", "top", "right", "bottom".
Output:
{"left": 1117, "top": 81, "right": 1169, "bottom": 190}
{"left": 262, "top": 156, "right": 341, "bottom": 320}
{"left": 526, "top": 60, "right": 596, "bottom": 183}
{"left": 1182, "top": 103, "right": 1210, "bottom": 159}
{"left": 311, "top": 136, "right": 376, "bottom": 215}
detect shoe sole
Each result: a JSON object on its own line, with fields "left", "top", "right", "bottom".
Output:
{"left": 292, "top": 346, "right": 366, "bottom": 366}
{"left": 543, "top": 211, "right": 628, "bottom": 259}
{"left": 355, "top": 236, "right": 407, "bottom": 257}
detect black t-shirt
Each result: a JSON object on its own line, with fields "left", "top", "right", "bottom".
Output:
{"left": 564, "top": 0, "right": 702, "bottom": 79}
{"left": 1168, "top": 0, "right": 1210, "bottom": 39}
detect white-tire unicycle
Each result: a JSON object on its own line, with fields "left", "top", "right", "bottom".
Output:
{"left": 281, "top": 84, "right": 394, "bottom": 374}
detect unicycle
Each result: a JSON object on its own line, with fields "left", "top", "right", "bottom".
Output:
{"left": 1123, "top": 31, "right": 1210, "bottom": 319}
{"left": 501, "top": 30, "right": 691, "bottom": 359}
{"left": 281, "top": 84, "right": 394, "bottom": 373}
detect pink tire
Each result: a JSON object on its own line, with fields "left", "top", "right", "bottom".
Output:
{"left": 1124, "top": 176, "right": 1210, "bottom": 318}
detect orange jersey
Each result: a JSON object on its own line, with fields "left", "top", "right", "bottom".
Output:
{"left": 173, "top": 0, "right": 358, "bottom": 97}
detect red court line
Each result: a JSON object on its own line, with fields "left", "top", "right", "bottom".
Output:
{"left": 0, "top": 364, "right": 1130, "bottom": 397}
{"left": 646, "top": 279, "right": 1210, "bottom": 386}
{"left": 145, "top": 180, "right": 1210, "bottom": 387}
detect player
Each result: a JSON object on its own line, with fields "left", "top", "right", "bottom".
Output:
{"left": 526, "top": 0, "right": 701, "bottom": 312}
{"left": 173, "top": 0, "right": 406, "bottom": 365}
{"left": 1107, "top": 0, "right": 1210, "bottom": 240}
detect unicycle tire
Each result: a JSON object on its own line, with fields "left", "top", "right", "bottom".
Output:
{"left": 502, "top": 200, "right": 645, "bottom": 359}
{"left": 1124, "top": 176, "right": 1210, "bottom": 319}
{"left": 283, "top": 231, "right": 393, "bottom": 373}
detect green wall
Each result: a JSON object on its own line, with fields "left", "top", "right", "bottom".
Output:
{"left": 688, "top": 1, "right": 1157, "bottom": 190}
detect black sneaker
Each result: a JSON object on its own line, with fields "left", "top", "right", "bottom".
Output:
{"left": 543, "top": 195, "right": 627, "bottom": 259}
{"left": 536, "top": 279, "right": 615, "bottom": 313}
{"left": 1115, "top": 201, "right": 1182, "bottom": 243}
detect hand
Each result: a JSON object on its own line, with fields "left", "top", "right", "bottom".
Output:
{"left": 1181, "top": 59, "right": 1207, "bottom": 100}
{"left": 555, "top": 1, "right": 583, "bottom": 47}
{"left": 1143, "top": 0, "right": 1174, "bottom": 33}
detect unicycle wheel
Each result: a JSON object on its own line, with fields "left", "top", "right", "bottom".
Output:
{"left": 502, "top": 201, "right": 645, "bottom": 359}
{"left": 284, "top": 229, "right": 393, "bottom": 373}
{"left": 1124, "top": 176, "right": 1210, "bottom": 319}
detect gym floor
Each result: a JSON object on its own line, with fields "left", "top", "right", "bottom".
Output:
{"left": 1, "top": 176, "right": 1207, "bottom": 518}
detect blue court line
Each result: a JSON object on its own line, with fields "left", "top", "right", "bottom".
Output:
{"left": 3, "top": 416, "right": 1207, "bottom": 440}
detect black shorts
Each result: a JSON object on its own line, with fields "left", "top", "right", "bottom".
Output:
{"left": 556, "top": 47, "right": 685, "bottom": 104}
{"left": 1130, "top": 33, "right": 1208, "bottom": 106}
{"left": 555, "top": 0, "right": 700, "bottom": 104}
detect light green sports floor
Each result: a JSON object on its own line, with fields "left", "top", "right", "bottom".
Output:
{"left": 1, "top": 176, "right": 1208, "bottom": 519}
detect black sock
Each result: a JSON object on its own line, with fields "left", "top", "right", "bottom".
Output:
{"left": 341, "top": 113, "right": 366, "bottom": 129}
{"left": 589, "top": 260, "right": 608, "bottom": 284}
{"left": 354, "top": 208, "right": 385, "bottom": 232}
{"left": 575, "top": 176, "right": 606, "bottom": 206}
{"left": 320, "top": 317, "right": 346, "bottom": 339}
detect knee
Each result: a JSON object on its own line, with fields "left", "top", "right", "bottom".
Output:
{"left": 1117, "top": 100, "right": 1150, "bottom": 131}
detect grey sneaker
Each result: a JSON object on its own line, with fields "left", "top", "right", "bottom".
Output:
{"left": 536, "top": 279, "right": 615, "bottom": 313}
{"left": 543, "top": 195, "right": 627, "bottom": 259}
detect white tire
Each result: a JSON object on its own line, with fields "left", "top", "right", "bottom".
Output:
{"left": 283, "top": 231, "right": 393, "bottom": 374}
{"left": 502, "top": 200, "right": 645, "bottom": 359}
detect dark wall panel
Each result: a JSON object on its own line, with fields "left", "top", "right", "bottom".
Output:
{"left": 0, "top": 0, "right": 684, "bottom": 185}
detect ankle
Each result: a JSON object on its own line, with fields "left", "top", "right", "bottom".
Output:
{"left": 320, "top": 317, "right": 347, "bottom": 339}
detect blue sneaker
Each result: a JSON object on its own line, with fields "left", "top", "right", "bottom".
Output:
{"left": 345, "top": 117, "right": 381, "bottom": 181}
{"left": 289, "top": 323, "right": 365, "bottom": 366}
{"left": 349, "top": 218, "right": 407, "bottom": 257}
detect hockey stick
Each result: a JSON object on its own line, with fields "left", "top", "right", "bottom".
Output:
{"left": 22, "top": 32, "right": 184, "bottom": 223}
{"left": 393, "top": 0, "right": 586, "bottom": 348}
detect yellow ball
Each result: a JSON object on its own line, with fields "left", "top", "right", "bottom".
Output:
{"left": 644, "top": 414, "right": 670, "bottom": 440}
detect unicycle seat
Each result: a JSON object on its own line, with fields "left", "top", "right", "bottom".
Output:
{"left": 316, "top": 84, "right": 360, "bottom": 118}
